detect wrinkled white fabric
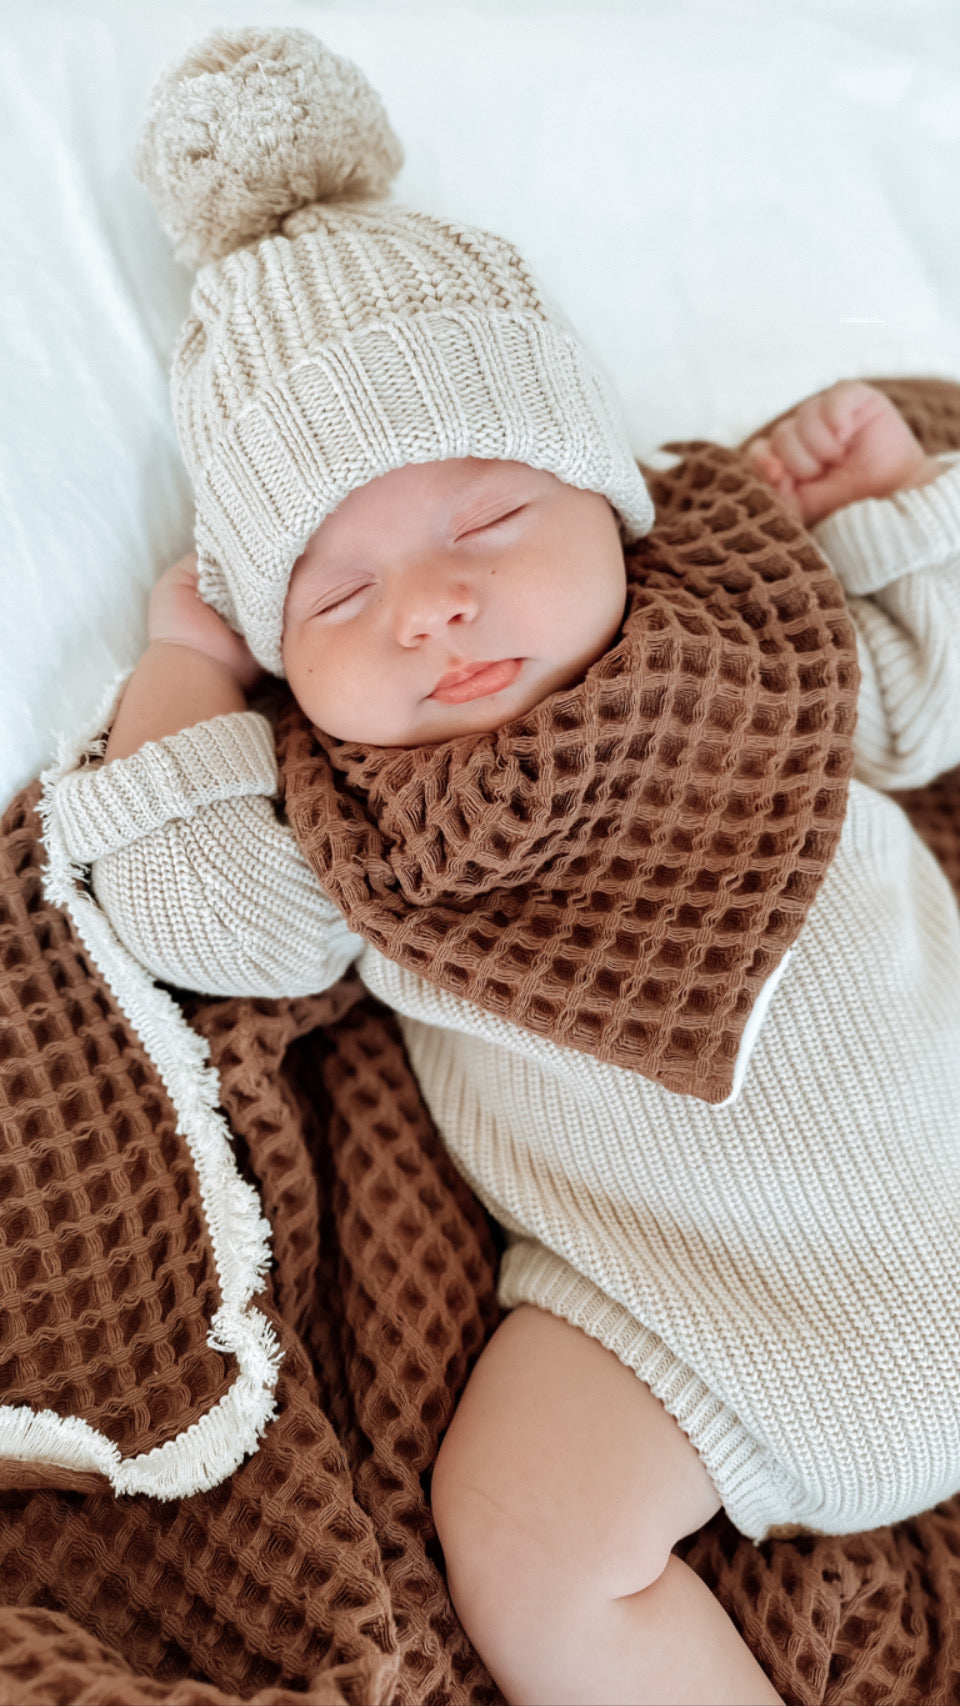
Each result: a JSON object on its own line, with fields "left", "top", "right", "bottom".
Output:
{"left": 6, "top": 0, "right": 960, "bottom": 805}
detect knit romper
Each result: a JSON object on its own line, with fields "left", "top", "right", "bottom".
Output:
{"left": 49, "top": 462, "right": 960, "bottom": 1542}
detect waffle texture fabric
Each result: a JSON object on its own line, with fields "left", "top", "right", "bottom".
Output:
{"left": 279, "top": 432, "right": 859, "bottom": 1105}
{"left": 5, "top": 769, "right": 960, "bottom": 1706}
{"left": 1, "top": 782, "right": 503, "bottom": 1704}
{"left": 3, "top": 784, "right": 960, "bottom": 1706}
{"left": 135, "top": 27, "right": 654, "bottom": 676}
{"left": 0, "top": 378, "right": 956, "bottom": 1703}
{"left": 49, "top": 380, "right": 960, "bottom": 1544}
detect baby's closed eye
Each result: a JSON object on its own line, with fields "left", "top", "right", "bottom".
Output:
{"left": 455, "top": 504, "right": 529, "bottom": 541}
{"left": 312, "top": 581, "right": 375, "bottom": 619}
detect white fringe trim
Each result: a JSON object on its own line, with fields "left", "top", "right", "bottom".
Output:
{"left": 3, "top": 672, "right": 285, "bottom": 1500}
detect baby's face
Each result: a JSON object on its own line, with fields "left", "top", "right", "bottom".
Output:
{"left": 281, "top": 458, "right": 627, "bottom": 746}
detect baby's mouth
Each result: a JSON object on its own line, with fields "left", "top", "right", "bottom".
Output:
{"left": 429, "top": 659, "right": 522, "bottom": 705}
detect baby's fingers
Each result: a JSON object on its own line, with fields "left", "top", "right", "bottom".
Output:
{"left": 745, "top": 439, "right": 805, "bottom": 517}
{"left": 791, "top": 394, "right": 849, "bottom": 462}
{"left": 767, "top": 409, "right": 836, "bottom": 481}
{"left": 816, "top": 379, "right": 885, "bottom": 440}
{"left": 744, "top": 436, "right": 782, "bottom": 483}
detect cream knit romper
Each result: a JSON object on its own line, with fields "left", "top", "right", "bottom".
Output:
{"left": 49, "top": 462, "right": 960, "bottom": 1541}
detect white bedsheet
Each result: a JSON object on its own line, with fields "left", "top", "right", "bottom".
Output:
{"left": 2, "top": 0, "right": 959, "bottom": 809}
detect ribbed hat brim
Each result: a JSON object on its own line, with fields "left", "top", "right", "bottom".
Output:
{"left": 193, "top": 308, "right": 655, "bottom": 675}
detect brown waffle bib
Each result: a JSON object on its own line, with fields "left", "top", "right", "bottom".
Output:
{"left": 280, "top": 436, "right": 861, "bottom": 1103}
{"left": 4, "top": 376, "right": 960, "bottom": 1703}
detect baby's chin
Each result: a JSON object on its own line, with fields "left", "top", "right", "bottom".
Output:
{"left": 328, "top": 699, "right": 526, "bottom": 748}
{"left": 304, "top": 672, "right": 529, "bottom": 747}
{"left": 323, "top": 660, "right": 591, "bottom": 747}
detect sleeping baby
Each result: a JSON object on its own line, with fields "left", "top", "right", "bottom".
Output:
{"left": 48, "top": 28, "right": 960, "bottom": 1706}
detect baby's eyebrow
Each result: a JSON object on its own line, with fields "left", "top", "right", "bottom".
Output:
{"left": 289, "top": 549, "right": 363, "bottom": 595}
{"left": 447, "top": 472, "right": 532, "bottom": 525}
{"left": 293, "top": 467, "right": 534, "bottom": 587}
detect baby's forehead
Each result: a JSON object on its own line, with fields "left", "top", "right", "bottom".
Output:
{"left": 380, "top": 455, "right": 543, "bottom": 498}
{"left": 446, "top": 455, "right": 539, "bottom": 486}
{"left": 319, "top": 457, "right": 546, "bottom": 539}
{"left": 401, "top": 455, "right": 545, "bottom": 500}
{"left": 288, "top": 459, "right": 537, "bottom": 584}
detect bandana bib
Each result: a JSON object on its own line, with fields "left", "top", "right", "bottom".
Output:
{"left": 279, "top": 435, "right": 860, "bottom": 1102}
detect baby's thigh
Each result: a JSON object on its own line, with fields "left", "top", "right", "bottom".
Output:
{"left": 431, "top": 1304, "right": 720, "bottom": 1608}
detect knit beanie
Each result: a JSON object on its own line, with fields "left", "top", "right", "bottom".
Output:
{"left": 136, "top": 26, "right": 656, "bottom": 676}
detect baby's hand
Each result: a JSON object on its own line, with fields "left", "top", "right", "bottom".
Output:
{"left": 744, "top": 380, "right": 943, "bottom": 526}
{"left": 149, "top": 555, "right": 263, "bottom": 690}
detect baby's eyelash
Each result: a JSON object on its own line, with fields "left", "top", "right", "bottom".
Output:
{"left": 464, "top": 505, "right": 526, "bottom": 536}
{"left": 310, "top": 505, "right": 527, "bottom": 616}
{"left": 316, "top": 584, "right": 369, "bottom": 617}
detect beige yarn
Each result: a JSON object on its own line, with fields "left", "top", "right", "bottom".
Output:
{"left": 57, "top": 445, "right": 960, "bottom": 1541}
{"left": 136, "top": 28, "right": 404, "bottom": 268}
{"left": 135, "top": 27, "right": 655, "bottom": 675}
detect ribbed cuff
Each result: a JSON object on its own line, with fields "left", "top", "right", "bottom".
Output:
{"left": 51, "top": 712, "right": 279, "bottom": 864}
{"left": 811, "top": 452, "right": 960, "bottom": 595}
{"left": 498, "top": 1240, "right": 802, "bottom": 1543}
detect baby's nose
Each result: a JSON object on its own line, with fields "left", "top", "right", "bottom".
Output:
{"left": 395, "top": 565, "right": 480, "bottom": 646}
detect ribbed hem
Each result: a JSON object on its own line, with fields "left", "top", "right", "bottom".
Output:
{"left": 195, "top": 308, "right": 656, "bottom": 675}
{"left": 51, "top": 712, "right": 278, "bottom": 863}
{"left": 812, "top": 451, "right": 960, "bottom": 595}
{"left": 499, "top": 1241, "right": 804, "bottom": 1544}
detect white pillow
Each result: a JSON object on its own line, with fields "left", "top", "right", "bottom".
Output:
{"left": 3, "top": 0, "right": 960, "bottom": 809}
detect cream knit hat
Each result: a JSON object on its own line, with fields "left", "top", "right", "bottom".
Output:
{"left": 137, "top": 26, "right": 655, "bottom": 676}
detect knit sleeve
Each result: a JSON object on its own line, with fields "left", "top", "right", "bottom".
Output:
{"left": 811, "top": 453, "right": 960, "bottom": 791}
{"left": 47, "top": 711, "right": 363, "bottom": 999}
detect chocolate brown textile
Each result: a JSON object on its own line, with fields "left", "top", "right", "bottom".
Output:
{"left": 281, "top": 420, "right": 860, "bottom": 1105}
{"left": 0, "top": 376, "right": 959, "bottom": 1705}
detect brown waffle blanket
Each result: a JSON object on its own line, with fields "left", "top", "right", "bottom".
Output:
{"left": 1, "top": 376, "right": 960, "bottom": 1704}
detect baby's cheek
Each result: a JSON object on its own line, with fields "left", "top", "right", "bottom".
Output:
{"left": 332, "top": 642, "right": 405, "bottom": 731}
{"left": 286, "top": 632, "right": 339, "bottom": 718}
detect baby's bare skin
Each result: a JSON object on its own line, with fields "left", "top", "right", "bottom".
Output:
{"left": 100, "top": 380, "right": 945, "bottom": 1703}
{"left": 105, "top": 462, "right": 625, "bottom": 760}
{"left": 432, "top": 1306, "right": 782, "bottom": 1706}
{"left": 106, "top": 383, "right": 940, "bottom": 765}
{"left": 744, "top": 379, "right": 942, "bottom": 525}
{"left": 281, "top": 459, "right": 627, "bottom": 746}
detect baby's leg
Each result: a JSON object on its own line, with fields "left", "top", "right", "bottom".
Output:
{"left": 432, "top": 1305, "right": 782, "bottom": 1706}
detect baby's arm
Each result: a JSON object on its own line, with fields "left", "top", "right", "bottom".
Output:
{"left": 48, "top": 558, "right": 363, "bottom": 997}
{"left": 746, "top": 382, "right": 960, "bottom": 790}
{"left": 104, "top": 553, "right": 261, "bottom": 761}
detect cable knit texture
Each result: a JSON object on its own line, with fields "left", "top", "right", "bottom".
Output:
{"left": 8, "top": 378, "right": 960, "bottom": 1703}
{"left": 54, "top": 711, "right": 279, "bottom": 862}
{"left": 134, "top": 27, "right": 654, "bottom": 674}
{"left": 46, "top": 378, "right": 960, "bottom": 1543}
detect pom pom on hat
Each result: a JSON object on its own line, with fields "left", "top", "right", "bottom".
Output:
{"left": 139, "top": 23, "right": 654, "bottom": 675}
{"left": 136, "top": 26, "right": 404, "bottom": 268}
